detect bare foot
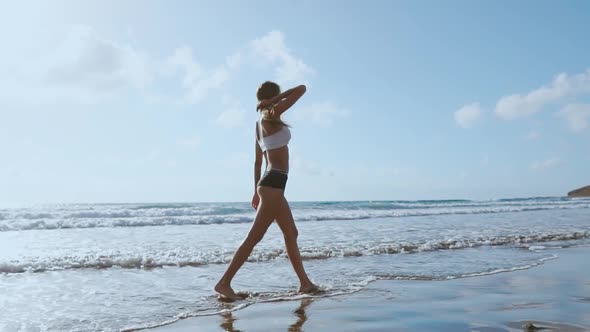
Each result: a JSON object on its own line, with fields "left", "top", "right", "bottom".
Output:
{"left": 215, "top": 282, "right": 243, "bottom": 302}
{"left": 299, "top": 284, "right": 322, "bottom": 295}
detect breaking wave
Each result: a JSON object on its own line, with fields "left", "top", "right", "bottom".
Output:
{"left": 2, "top": 230, "right": 587, "bottom": 274}
{"left": 1, "top": 197, "right": 589, "bottom": 232}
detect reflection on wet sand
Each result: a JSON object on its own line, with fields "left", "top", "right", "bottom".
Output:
{"left": 219, "top": 310, "right": 242, "bottom": 332}
{"left": 218, "top": 298, "right": 314, "bottom": 332}
{"left": 288, "top": 298, "right": 313, "bottom": 332}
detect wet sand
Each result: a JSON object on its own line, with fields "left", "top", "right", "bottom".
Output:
{"left": 151, "top": 246, "right": 590, "bottom": 331}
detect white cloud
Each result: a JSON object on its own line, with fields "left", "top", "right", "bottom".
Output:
{"left": 216, "top": 94, "right": 248, "bottom": 128}
{"left": 495, "top": 69, "right": 590, "bottom": 120}
{"left": 0, "top": 25, "right": 154, "bottom": 105}
{"left": 457, "top": 69, "right": 590, "bottom": 132}
{"left": 250, "top": 30, "right": 314, "bottom": 84}
{"left": 168, "top": 30, "right": 313, "bottom": 104}
{"left": 559, "top": 103, "right": 590, "bottom": 132}
{"left": 216, "top": 108, "right": 246, "bottom": 128}
{"left": 531, "top": 158, "right": 562, "bottom": 170}
{"left": 226, "top": 52, "right": 243, "bottom": 70}
{"left": 293, "top": 101, "right": 348, "bottom": 127}
{"left": 167, "top": 46, "right": 202, "bottom": 88}
{"left": 2, "top": 27, "right": 317, "bottom": 108}
{"left": 168, "top": 30, "right": 312, "bottom": 104}
{"left": 187, "top": 66, "right": 230, "bottom": 103}
{"left": 46, "top": 25, "right": 153, "bottom": 91}
{"left": 525, "top": 130, "right": 541, "bottom": 140}
{"left": 454, "top": 103, "right": 483, "bottom": 129}
{"left": 167, "top": 46, "right": 233, "bottom": 103}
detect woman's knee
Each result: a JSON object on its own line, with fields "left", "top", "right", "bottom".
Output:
{"left": 244, "top": 230, "right": 266, "bottom": 247}
{"left": 283, "top": 225, "right": 298, "bottom": 241}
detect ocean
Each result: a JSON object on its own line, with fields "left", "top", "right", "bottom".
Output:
{"left": 1, "top": 197, "right": 589, "bottom": 331}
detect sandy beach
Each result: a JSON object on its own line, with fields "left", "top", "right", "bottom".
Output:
{"left": 152, "top": 246, "right": 590, "bottom": 332}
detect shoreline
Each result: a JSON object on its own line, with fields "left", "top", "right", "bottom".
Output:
{"left": 150, "top": 246, "right": 590, "bottom": 332}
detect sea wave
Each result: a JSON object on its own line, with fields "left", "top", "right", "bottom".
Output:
{"left": 1, "top": 199, "right": 589, "bottom": 231}
{"left": 1, "top": 230, "right": 587, "bottom": 274}
{"left": 376, "top": 254, "right": 559, "bottom": 281}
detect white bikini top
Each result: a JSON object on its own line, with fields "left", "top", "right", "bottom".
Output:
{"left": 257, "top": 117, "right": 291, "bottom": 152}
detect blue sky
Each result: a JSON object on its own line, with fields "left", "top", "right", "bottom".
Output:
{"left": 1, "top": 0, "right": 589, "bottom": 204}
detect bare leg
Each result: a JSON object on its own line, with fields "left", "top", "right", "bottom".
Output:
{"left": 215, "top": 187, "right": 282, "bottom": 300}
{"left": 275, "top": 197, "right": 317, "bottom": 293}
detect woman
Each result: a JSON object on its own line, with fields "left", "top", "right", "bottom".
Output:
{"left": 215, "top": 81, "right": 318, "bottom": 300}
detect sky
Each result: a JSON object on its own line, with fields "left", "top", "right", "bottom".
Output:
{"left": 1, "top": 0, "right": 589, "bottom": 204}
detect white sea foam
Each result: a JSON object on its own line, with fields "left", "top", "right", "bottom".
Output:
{"left": 451, "top": 254, "right": 558, "bottom": 279}
{"left": 2, "top": 231, "right": 586, "bottom": 274}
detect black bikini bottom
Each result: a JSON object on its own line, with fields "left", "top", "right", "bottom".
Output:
{"left": 258, "top": 169, "right": 288, "bottom": 190}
